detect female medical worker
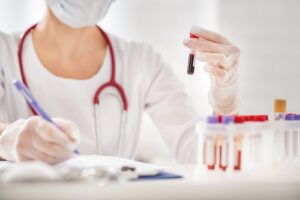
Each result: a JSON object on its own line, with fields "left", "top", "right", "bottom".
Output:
{"left": 0, "top": 0, "right": 240, "bottom": 164}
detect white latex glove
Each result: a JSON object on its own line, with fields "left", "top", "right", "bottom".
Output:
{"left": 0, "top": 116, "right": 81, "bottom": 164}
{"left": 184, "top": 26, "right": 240, "bottom": 114}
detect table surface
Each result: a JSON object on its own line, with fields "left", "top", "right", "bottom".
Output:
{"left": 1, "top": 165, "right": 300, "bottom": 200}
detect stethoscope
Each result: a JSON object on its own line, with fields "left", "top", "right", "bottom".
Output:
{"left": 18, "top": 24, "right": 128, "bottom": 155}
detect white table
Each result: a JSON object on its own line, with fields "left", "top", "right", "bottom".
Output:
{"left": 1, "top": 165, "right": 300, "bottom": 200}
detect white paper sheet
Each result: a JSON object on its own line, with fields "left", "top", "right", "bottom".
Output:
{"left": 57, "top": 155, "right": 163, "bottom": 176}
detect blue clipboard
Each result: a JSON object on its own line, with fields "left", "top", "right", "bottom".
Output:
{"left": 136, "top": 171, "right": 183, "bottom": 181}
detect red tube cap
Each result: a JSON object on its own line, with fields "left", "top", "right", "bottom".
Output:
{"left": 190, "top": 33, "right": 199, "bottom": 39}
{"left": 234, "top": 116, "right": 245, "bottom": 124}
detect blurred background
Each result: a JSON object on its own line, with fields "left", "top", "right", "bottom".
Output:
{"left": 0, "top": 0, "right": 299, "bottom": 163}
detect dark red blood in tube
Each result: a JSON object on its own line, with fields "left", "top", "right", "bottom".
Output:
{"left": 187, "top": 33, "right": 199, "bottom": 75}
{"left": 219, "top": 146, "right": 227, "bottom": 171}
{"left": 207, "top": 144, "right": 217, "bottom": 170}
{"left": 234, "top": 150, "right": 242, "bottom": 170}
{"left": 187, "top": 54, "right": 195, "bottom": 74}
{"left": 207, "top": 165, "right": 215, "bottom": 170}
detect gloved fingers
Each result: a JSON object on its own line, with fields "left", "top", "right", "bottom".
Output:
{"left": 196, "top": 52, "right": 227, "bottom": 68}
{"left": 190, "top": 26, "right": 230, "bottom": 45}
{"left": 184, "top": 38, "right": 225, "bottom": 54}
{"left": 32, "top": 133, "right": 73, "bottom": 160}
{"left": 17, "top": 151, "right": 33, "bottom": 162}
{"left": 0, "top": 117, "right": 76, "bottom": 163}
{"left": 27, "top": 147, "right": 57, "bottom": 164}
{"left": 53, "top": 118, "right": 81, "bottom": 146}
{"left": 19, "top": 147, "right": 67, "bottom": 165}
{"left": 204, "top": 64, "right": 226, "bottom": 79}
{"left": 15, "top": 142, "right": 55, "bottom": 164}
{"left": 34, "top": 118, "right": 71, "bottom": 148}
{"left": 227, "top": 51, "right": 241, "bottom": 69}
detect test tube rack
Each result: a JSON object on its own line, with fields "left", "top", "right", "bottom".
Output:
{"left": 196, "top": 116, "right": 300, "bottom": 172}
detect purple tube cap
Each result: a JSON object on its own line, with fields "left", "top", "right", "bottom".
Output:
{"left": 294, "top": 114, "right": 300, "bottom": 121}
{"left": 285, "top": 113, "right": 295, "bottom": 121}
{"left": 207, "top": 116, "right": 218, "bottom": 124}
{"left": 221, "top": 116, "right": 234, "bottom": 124}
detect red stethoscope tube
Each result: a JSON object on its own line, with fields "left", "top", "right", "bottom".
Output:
{"left": 187, "top": 33, "right": 199, "bottom": 75}
{"left": 18, "top": 24, "right": 128, "bottom": 114}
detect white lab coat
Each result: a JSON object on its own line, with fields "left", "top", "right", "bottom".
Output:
{"left": 0, "top": 30, "right": 200, "bottom": 163}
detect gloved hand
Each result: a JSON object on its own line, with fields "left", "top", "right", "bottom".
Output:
{"left": 184, "top": 26, "right": 240, "bottom": 114}
{"left": 0, "top": 116, "right": 81, "bottom": 164}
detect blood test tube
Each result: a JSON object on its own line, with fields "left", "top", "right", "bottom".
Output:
{"left": 249, "top": 115, "right": 268, "bottom": 164}
{"left": 273, "top": 100, "right": 287, "bottom": 164}
{"left": 204, "top": 116, "right": 218, "bottom": 170}
{"left": 233, "top": 116, "right": 245, "bottom": 171}
{"left": 293, "top": 114, "right": 300, "bottom": 160}
{"left": 219, "top": 116, "right": 233, "bottom": 171}
{"left": 285, "top": 114, "right": 295, "bottom": 160}
{"left": 187, "top": 33, "right": 199, "bottom": 75}
{"left": 274, "top": 99, "right": 286, "bottom": 120}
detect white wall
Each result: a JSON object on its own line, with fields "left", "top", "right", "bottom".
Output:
{"left": 218, "top": 0, "right": 300, "bottom": 114}
{"left": 0, "top": 0, "right": 46, "bottom": 33}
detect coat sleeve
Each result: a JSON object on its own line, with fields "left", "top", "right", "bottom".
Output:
{"left": 141, "top": 45, "right": 199, "bottom": 163}
{"left": 0, "top": 66, "right": 4, "bottom": 102}
{"left": 0, "top": 32, "right": 6, "bottom": 101}
{"left": 0, "top": 31, "right": 11, "bottom": 122}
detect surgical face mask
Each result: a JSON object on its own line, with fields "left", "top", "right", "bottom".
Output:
{"left": 47, "top": 0, "right": 115, "bottom": 28}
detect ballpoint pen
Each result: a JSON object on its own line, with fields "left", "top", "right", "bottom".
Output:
{"left": 13, "top": 79, "right": 80, "bottom": 155}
